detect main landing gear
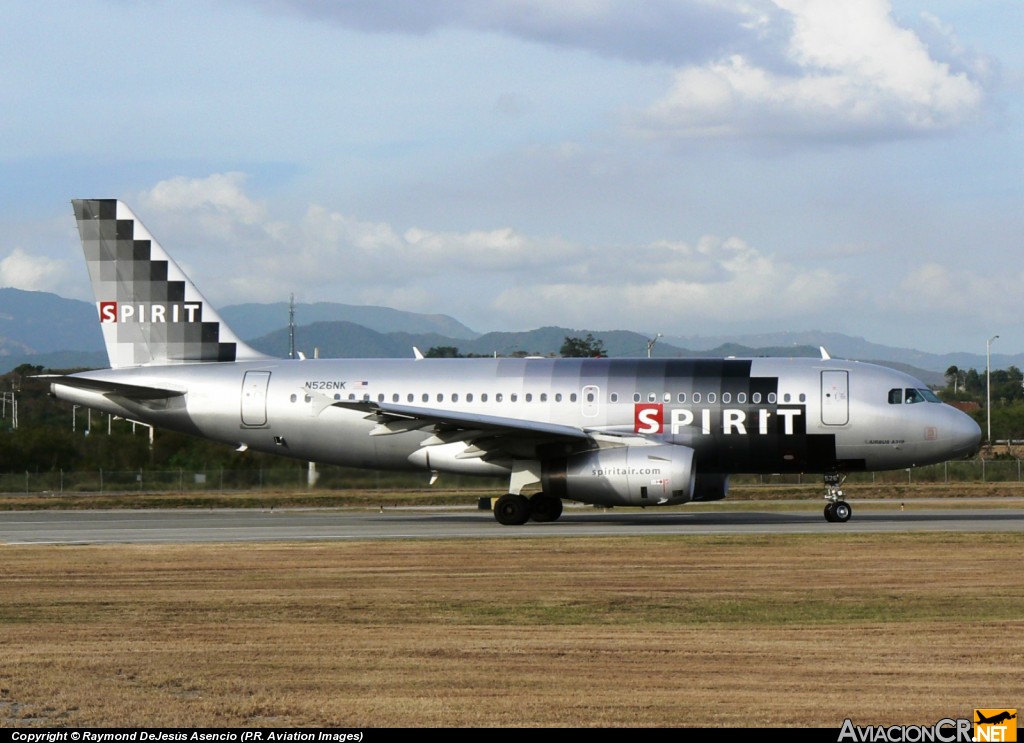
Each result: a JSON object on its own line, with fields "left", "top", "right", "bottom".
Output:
{"left": 823, "top": 472, "right": 852, "bottom": 523}
{"left": 492, "top": 492, "right": 563, "bottom": 525}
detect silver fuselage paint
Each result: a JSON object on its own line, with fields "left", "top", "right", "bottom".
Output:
{"left": 52, "top": 356, "right": 981, "bottom": 477}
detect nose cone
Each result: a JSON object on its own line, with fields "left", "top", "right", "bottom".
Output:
{"left": 948, "top": 407, "right": 982, "bottom": 459}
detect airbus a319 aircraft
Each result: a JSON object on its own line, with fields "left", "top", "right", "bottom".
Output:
{"left": 49, "top": 199, "right": 982, "bottom": 525}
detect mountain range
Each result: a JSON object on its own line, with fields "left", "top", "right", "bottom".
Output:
{"left": 2, "top": 287, "right": 1019, "bottom": 387}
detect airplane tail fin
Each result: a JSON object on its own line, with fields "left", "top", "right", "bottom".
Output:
{"left": 72, "top": 199, "right": 270, "bottom": 368}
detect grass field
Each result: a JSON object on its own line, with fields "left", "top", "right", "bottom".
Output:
{"left": 2, "top": 529, "right": 1023, "bottom": 728}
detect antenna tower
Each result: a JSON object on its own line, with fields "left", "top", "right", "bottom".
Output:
{"left": 288, "top": 293, "right": 296, "bottom": 359}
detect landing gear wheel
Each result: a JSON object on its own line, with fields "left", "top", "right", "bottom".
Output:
{"left": 823, "top": 472, "right": 852, "bottom": 524}
{"left": 529, "top": 493, "right": 563, "bottom": 523}
{"left": 494, "top": 493, "right": 532, "bottom": 525}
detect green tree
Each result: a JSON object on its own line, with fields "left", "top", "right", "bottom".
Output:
{"left": 560, "top": 334, "right": 606, "bottom": 358}
{"left": 945, "top": 365, "right": 961, "bottom": 393}
{"left": 424, "top": 346, "right": 463, "bottom": 358}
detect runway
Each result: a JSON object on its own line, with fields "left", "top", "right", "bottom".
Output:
{"left": 3, "top": 504, "right": 1024, "bottom": 544}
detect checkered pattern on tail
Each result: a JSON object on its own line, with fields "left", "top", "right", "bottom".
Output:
{"left": 72, "top": 199, "right": 267, "bottom": 368}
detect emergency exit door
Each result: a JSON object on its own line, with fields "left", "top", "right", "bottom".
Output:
{"left": 241, "top": 371, "right": 271, "bottom": 427}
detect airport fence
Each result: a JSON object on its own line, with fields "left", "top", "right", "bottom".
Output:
{"left": 0, "top": 465, "right": 506, "bottom": 495}
{"left": 0, "top": 459, "right": 1022, "bottom": 495}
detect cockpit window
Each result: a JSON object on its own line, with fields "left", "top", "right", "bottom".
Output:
{"left": 890, "top": 387, "right": 942, "bottom": 405}
{"left": 904, "top": 388, "right": 926, "bottom": 404}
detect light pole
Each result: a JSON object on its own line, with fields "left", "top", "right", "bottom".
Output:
{"left": 987, "top": 334, "right": 999, "bottom": 449}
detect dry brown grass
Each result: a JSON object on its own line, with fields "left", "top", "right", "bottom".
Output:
{"left": 2, "top": 534, "right": 1023, "bottom": 728}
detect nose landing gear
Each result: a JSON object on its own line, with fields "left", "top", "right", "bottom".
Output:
{"left": 823, "top": 472, "right": 852, "bottom": 523}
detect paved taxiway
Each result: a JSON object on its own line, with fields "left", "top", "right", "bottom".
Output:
{"left": 3, "top": 504, "right": 1024, "bottom": 544}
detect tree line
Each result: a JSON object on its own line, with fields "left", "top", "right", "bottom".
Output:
{"left": 425, "top": 334, "right": 607, "bottom": 359}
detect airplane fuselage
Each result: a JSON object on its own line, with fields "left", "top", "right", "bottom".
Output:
{"left": 53, "top": 355, "right": 980, "bottom": 484}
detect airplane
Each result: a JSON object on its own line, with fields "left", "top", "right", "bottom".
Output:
{"left": 976, "top": 711, "right": 1017, "bottom": 725}
{"left": 46, "top": 199, "right": 982, "bottom": 525}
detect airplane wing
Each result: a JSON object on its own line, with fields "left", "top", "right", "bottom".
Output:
{"left": 327, "top": 398, "right": 641, "bottom": 463}
{"left": 39, "top": 375, "right": 187, "bottom": 401}
{"left": 334, "top": 399, "right": 594, "bottom": 440}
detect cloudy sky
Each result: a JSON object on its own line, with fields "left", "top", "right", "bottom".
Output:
{"left": 2, "top": 1, "right": 1022, "bottom": 355}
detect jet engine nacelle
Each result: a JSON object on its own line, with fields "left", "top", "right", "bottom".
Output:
{"left": 541, "top": 444, "right": 696, "bottom": 507}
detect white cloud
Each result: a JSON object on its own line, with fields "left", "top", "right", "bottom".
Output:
{"left": 140, "top": 172, "right": 265, "bottom": 224}
{"left": 894, "top": 262, "right": 1021, "bottom": 317}
{"left": 109, "top": 174, "right": 1019, "bottom": 354}
{"left": 638, "top": 0, "right": 986, "bottom": 141}
{"left": 490, "top": 234, "right": 841, "bottom": 330}
{"left": 0, "top": 248, "right": 70, "bottom": 293}
{"left": 124, "top": 174, "right": 842, "bottom": 332}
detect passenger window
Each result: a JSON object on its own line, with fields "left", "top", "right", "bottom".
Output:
{"left": 767, "top": 393, "right": 777, "bottom": 404}
{"left": 752, "top": 393, "right": 761, "bottom": 404}
{"left": 525, "top": 393, "right": 532, "bottom": 402}
{"left": 290, "top": 394, "right": 297, "bottom": 403}
{"left": 722, "top": 393, "right": 731, "bottom": 404}
{"left": 783, "top": 393, "right": 791, "bottom": 403}
{"left": 422, "top": 393, "right": 429, "bottom": 402}
{"left": 888, "top": 389, "right": 902, "bottom": 404}
{"left": 610, "top": 393, "right": 618, "bottom": 403}
{"left": 467, "top": 393, "right": 474, "bottom": 402}
{"left": 481, "top": 393, "right": 488, "bottom": 402}
{"left": 799, "top": 393, "right": 806, "bottom": 402}
{"left": 707, "top": 392, "right": 717, "bottom": 404}
{"left": 334, "top": 394, "right": 341, "bottom": 401}
{"left": 692, "top": 393, "right": 701, "bottom": 403}
{"left": 511, "top": 393, "right": 518, "bottom": 402}
{"left": 648, "top": 392, "right": 657, "bottom": 402}
{"left": 678, "top": 393, "right": 687, "bottom": 403}
{"left": 570, "top": 393, "right": 577, "bottom": 402}
{"left": 555, "top": 393, "right": 562, "bottom": 402}
{"left": 633, "top": 393, "right": 641, "bottom": 403}
{"left": 407, "top": 393, "right": 414, "bottom": 403}
{"left": 452, "top": 393, "right": 459, "bottom": 402}
{"left": 587, "top": 393, "right": 595, "bottom": 403}
{"left": 540, "top": 393, "right": 548, "bottom": 402}
{"left": 392, "top": 393, "right": 399, "bottom": 402}
{"left": 664, "top": 392, "right": 672, "bottom": 402}
{"left": 436, "top": 393, "right": 444, "bottom": 402}
{"left": 737, "top": 392, "right": 746, "bottom": 404}
{"left": 496, "top": 393, "right": 503, "bottom": 402}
